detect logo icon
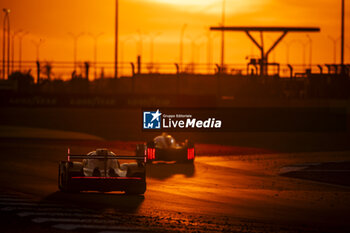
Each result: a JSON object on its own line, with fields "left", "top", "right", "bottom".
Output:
{"left": 143, "top": 109, "right": 162, "bottom": 129}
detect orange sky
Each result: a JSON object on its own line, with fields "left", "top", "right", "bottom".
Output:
{"left": 1, "top": 0, "right": 349, "bottom": 77}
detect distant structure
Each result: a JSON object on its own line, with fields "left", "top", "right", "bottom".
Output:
{"left": 210, "top": 26, "right": 320, "bottom": 76}
{"left": 2, "top": 8, "right": 11, "bottom": 79}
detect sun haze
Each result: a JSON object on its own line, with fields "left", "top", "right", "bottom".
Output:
{"left": 1, "top": 0, "right": 349, "bottom": 76}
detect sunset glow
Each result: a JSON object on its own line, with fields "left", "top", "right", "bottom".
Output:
{"left": 151, "top": 0, "right": 218, "bottom": 7}
{"left": 0, "top": 0, "right": 349, "bottom": 78}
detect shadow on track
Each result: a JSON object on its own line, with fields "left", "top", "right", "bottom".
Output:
{"left": 281, "top": 161, "right": 350, "bottom": 187}
{"left": 146, "top": 163, "right": 195, "bottom": 180}
{"left": 42, "top": 191, "right": 144, "bottom": 213}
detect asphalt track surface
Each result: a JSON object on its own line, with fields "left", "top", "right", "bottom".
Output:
{"left": 0, "top": 138, "right": 350, "bottom": 233}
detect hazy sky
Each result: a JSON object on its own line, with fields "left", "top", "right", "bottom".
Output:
{"left": 1, "top": 0, "right": 349, "bottom": 76}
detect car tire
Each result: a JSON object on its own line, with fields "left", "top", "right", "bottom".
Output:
{"left": 58, "top": 162, "right": 80, "bottom": 193}
{"left": 58, "top": 162, "right": 66, "bottom": 191}
{"left": 108, "top": 168, "right": 118, "bottom": 177}
{"left": 58, "top": 162, "right": 71, "bottom": 192}
{"left": 92, "top": 168, "right": 101, "bottom": 177}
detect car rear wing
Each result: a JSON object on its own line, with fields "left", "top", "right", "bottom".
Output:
{"left": 67, "top": 148, "right": 146, "bottom": 163}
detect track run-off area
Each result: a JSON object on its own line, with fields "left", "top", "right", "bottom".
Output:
{"left": 0, "top": 127, "right": 350, "bottom": 232}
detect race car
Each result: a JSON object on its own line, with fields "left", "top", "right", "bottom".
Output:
{"left": 58, "top": 148, "right": 146, "bottom": 194}
{"left": 139, "top": 133, "right": 195, "bottom": 164}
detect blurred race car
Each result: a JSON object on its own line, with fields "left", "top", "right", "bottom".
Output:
{"left": 58, "top": 148, "right": 146, "bottom": 194}
{"left": 138, "top": 133, "right": 195, "bottom": 164}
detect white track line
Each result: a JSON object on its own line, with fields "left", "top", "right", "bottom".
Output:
{"left": 18, "top": 211, "right": 103, "bottom": 218}
{"left": 1, "top": 206, "right": 85, "bottom": 212}
{"left": 32, "top": 217, "right": 119, "bottom": 224}
{"left": 53, "top": 223, "right": 143, "bottom": 231}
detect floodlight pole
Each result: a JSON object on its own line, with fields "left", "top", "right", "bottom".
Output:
{"left": 179, "top": 24, "right": 187, "bottom": 72}
{"left": 2, "top": 8, "right": 10, "bottom": 79}
{"left": 11, "top": 30, "right": 24, "bottom": 73}
{"left": 88, "top": 32, "right": 104, "bottom": 79}
{"left": 115, "top": 0, "right": 119, "bottom": 79}
{"left": 18, "top": 31, "right": 28, "bottom": 72}
{"left": 32, "top": 38, "right": 44, "bottom": 61}
{"left": 340, "top": 0, "right": 344, "bottom": 67}
{"left": 306, "top": 34, "right": 312, "bottom": 69}
{"left": 68, "top": 32, "right": 84, "bottom": 71}
{"left": 220, "top": 0, "right": 225, "bottom": 70}
{"left": 149, "top": 32, "right": 161, "bottom": 71}
{"left": 328, "top": 36, "right": 340, "bottom": 64}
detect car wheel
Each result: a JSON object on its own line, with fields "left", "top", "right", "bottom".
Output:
{"left": 108, "top": 168, "right": 118, "bottom": 177}
{"left": 58, "top": 162, "right": 66, "bottom": 191}
{"left": 59, "top": 162, "right": 73, "bottom": 192}
{"left": 92, "top": 168, "right": 101, "bottom": 177}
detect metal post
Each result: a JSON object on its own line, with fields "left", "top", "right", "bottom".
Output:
{"left": 36, "top": 61, "right": 40, "bottom": 84}
{"left": 115, "top": 0, "right": 119, "bottom": 79}
{"left": 215, "top": 64, "right": 220, "bottom": 74}
{"left": 207, "top": 31, "right": 212, "bottom": 73}
{"left": 2, "top": 12, "right": 5, "bottom": 78}
{"left": 287, "top": 64, "right": 293, "bottom": 79}
{"left": 306, "top": 34, "right": 312, "bottom": 69}
{"left": 6, "top": 11, "right": 10, "bottom": 78}
{"left": 260, "top": 31, "right": 265, "bottom": 76}
{"left": 68, "top": 32, "right": 84, "bottom": 71}
{"left": 328, "top": 36, "right": 340, "bottom": 64}
{"left": 74, "top": 38, "right": 77, "bottom": 71}
{"left": 120, "top": 41, "right": 124, "bottom": 77}
{"left": 120, "top": 36, "right": 134, "bottom": 77}
{"left": 11, "top": 30, "right": 22, "bottom": 73}
{"left": 137, "top": 30, "right": 145, "bottom": 61}
{"left": 294, "top": 39, "right": 307, "bottom": 71}
{"left": 341, "top": 0, "right": 344, "bottom": 66}
{"left": 130, "top": 62, "right": 135, "bottom": 93}
{"left": 84, "top": 62, "right": 89, "bottom": 80}
{"left": 11, "top": 33, "right": 15, "bottom": 74}
{"left": 94, "top": 37, "right": 97, "bottom": 79}
{"left": 332, "top": 39, "right": 337, "bottom": 64}
{"left": 149, "top": 32, "right": 161, "bottom": 73}
{"left": 2, "top": 9, "right": 10, "bottom": 79}
{"left": 18, "top": 31, "right": 28, "bottom": 72}
{"left": 191, "top": 38, "right": 195, "bottom": 73}
{"left": 179, "top": 24, "right": 187, "bottom": 72}
{"left": 88, "top": 32, "right": 103, "bottom": 79}
{"left": 137, "top": 55, "right": 141, "bottom": 74}
{"left": 302, "top": 42, "right": 307, "bottom": 71}
{"left": 150, "top": 37, "right": 154, "bottom": 72}
{"left": 220, "top": 0, "right": 225, "bottom": 69}
{"left": 130, "top": 62, "right": 135, "bottom": 77}
{"left": 32, "top": 38, "right": 44, "bottom": 61}
{"left": 175, "top": 63, "right": 179, "bottom": 94}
